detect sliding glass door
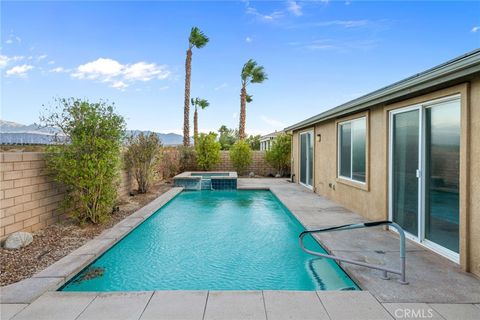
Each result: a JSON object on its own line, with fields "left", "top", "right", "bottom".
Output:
{"left": 389, "top": 96, "right": 460, "bottom": 261}
{"left": 424, "top": 99, "right": 460, "bottom": 254}
{"left": 300, "top": 131, "right": 313, "bottom": 188}
{"left": 391, "top": 108, "right": 420, "bottom": 237}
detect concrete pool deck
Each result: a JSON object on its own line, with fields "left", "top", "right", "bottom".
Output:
{"left": 1, "top": 178, "right": 480, "bottom": 319}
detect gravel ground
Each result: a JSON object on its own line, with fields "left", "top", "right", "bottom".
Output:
{"left": 0, "top": 182, "right": 172, "bottom": 286}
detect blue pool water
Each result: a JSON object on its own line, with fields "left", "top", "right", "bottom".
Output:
{"left": 62, "top": 190, "right": 358, "bottom": 291}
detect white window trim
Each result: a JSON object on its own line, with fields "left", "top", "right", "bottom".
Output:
{"left": 337, "top": 117, "right": 367, "bottom": 184}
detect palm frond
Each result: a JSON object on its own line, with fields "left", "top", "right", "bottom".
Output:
{"left": 189, "top": 27, "right": 209, "bottom": 49}
{"left": 251, "top": 66, "right": 268, "bottom": 83}
{"left": 241, "top": 59, "right": 257, "bottom": 82}
{"left": 246, "top": 94, "right": 253, "bottom": 103}
{"left": 198, "top": 99, "right": 210, "bottom": 110}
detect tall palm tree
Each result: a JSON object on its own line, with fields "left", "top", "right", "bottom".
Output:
{"left": 239, "top": 59, "right": 267, "bottom": 140}
{"left": 183, "top": 27, "right": 209, "bottom": 146}
{"left": 191, "top": 97, "right": 210, "bottom": 145}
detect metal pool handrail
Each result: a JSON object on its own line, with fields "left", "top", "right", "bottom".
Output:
{"left": 299, "top": 220, "right": 408, "bottom": 284}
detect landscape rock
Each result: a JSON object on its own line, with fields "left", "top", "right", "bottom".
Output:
{"left": 249, "top": 172, "right": 255, "bottom": 178}
{"left": 275, "top": 173, "right": 281, "bottom": 178}
{"left": 3, "top": 232, "right": 33, "bottom": 250}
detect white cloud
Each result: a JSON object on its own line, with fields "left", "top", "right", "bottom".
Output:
{"left": 48, "top": 60, "right": 55, "bottom": 65}
{"left": 0, "top": 55, "right": 9, "bottom": 68}
{"left": 6, "top": 64, "right": 34, "bottom": 77}
{"left": 472, "top": 26, "right": 480, "bottom": 33}
{"left": 123, "top": 62, "right": 170, "bottom": 81}
{"left": 261, "top": 115, "right": 286, "bottom": 127}
{"left": 246, "top": 6, "right": 283, "bottom": 22}
{"left": 49, "top": 67, "right": 69, "bottom": 73}
{"left": 246, "top": 36, "right": 253, "bottom": 43}
{"left": 287, "top": 1, "right": 302, "bottom": 16}
{"left": 37, "top": 54, "right": 48, "bottom": 61}
{"left": 71, "top": 58, "right": 170, "bottom": 90}
{"left": 72, "top": 58, "right": 123, "bottom": 80}
{"left": 111, "top": 81, "right": 128, "bottom": 90}
{"left": 5, "top": 34, "right": 21, "bottom": 45}
{"left": 214, "top": 82, "right": 228, "bottom": 90}
{"left": 159, "top": 85, "right": 169, "bottom": 91}
{"left": 0, "top": 55, "right": 24, "bottom": 68}
{"left": 290, "top": 38, "right": 378, "bottom": 51}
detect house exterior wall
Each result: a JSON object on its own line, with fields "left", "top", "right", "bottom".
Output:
{"left": 291, "top": 79, "right": 480, "bottom": 276}
{"left": 0, "top": 152, "right": 136, "bottom": 239}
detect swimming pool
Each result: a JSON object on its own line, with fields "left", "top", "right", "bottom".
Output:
{"left": 62, "top": 190, "right": 358, "bottom": 291}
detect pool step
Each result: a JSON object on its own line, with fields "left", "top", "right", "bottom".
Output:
{"left": 200, "top": 179, "right": 212, "bottom": 190}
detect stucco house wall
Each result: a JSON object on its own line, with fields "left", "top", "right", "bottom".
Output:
{"left": 289, "top": 66, "right": 480, "bottom": 276}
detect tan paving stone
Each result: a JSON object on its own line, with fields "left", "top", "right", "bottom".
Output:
{"left": 140, "top": 291, "right": 207, "bottom": 320}
{"left": 204, "top": 291, "right": 266, "bottom": 320}
{"left": 263, "top": 290, "right": 329, "bottom": 320}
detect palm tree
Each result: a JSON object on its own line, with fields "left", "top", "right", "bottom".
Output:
{"left": 183, "top": 27, "right": 209, "bottom": 146}
{"left": 191, "top": 97, "right": 210, "bottom": 145}
{"left": 239, "top": 59, "right": 267, "bottom": 140}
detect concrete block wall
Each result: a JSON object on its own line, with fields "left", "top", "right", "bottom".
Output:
{"left": 0, "top": 152, "right": 136, "bottom": 239}
{"left": 213, "top": 151, "right": 276, "bottom": 176}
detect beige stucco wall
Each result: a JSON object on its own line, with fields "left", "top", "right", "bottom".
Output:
{"left": 468, "top": 78, "right": 480, "bottom": 276}
{"left": 291, "top": 79, "right": 480, "bottom": 276}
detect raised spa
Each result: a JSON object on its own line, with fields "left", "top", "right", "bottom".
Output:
{"left": 173, "top": 171, "right": 237, "bottom": 190}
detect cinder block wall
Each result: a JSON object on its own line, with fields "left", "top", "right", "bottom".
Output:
{"left": 0, "top": 152, "right": 136, "bottom": 239}
{"left": 213, "top": 151, "right": 276, "bottom": 176}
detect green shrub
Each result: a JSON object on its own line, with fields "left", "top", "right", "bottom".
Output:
{"left": 178, "top": 146, "right": 197, "bottom": 171}
{"left": 246, "top": 134, "right": 261, "bottom": 151}
{"left": 266, "top": 133, "right": 292, "bottom": 177}
{"left": 41, "top": 98, "right": 125, "bottom": 224}
{"left": 124, "top": 132, "right": 162, "bottom": 193}
{"left": 159, "top": 148, "right": 180, "bottom": 179}
{"left": 195, "top": 132, "right": 221, "bottom": 170}
{"left": 218, "top": 125, "right": 237, "bottom": 150}
{"left": 230, "top": 140, "right": 252, "bottom": 175}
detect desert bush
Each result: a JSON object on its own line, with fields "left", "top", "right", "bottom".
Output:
{"left": 159, "top": 148, "right": 180, "bottom": 179}
{"left": 124, "top": 132, "right": 162, "bottom": 193}
{"left": 266, "top": 133, "right": 292, "bottom": 176}
{"left": 195, "top": 132, "right": 221, "bottom": 170}
{"left": 41, "top": 98, "right": 125, "bottom": 224}
{"left": 230, "top": 140, "right": 252, "bottom": 175}
{"left": 178, "top": 146, "right": 197, "bottom": 171}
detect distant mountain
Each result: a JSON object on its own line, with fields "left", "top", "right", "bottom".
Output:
{"left": 0, "top": 120, "right": 184, "bottom": 146}
{"left": 126, "top": 130, "right": 186, "bottom": 146}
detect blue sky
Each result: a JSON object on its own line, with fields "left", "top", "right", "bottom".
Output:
{"left": 1, "top": 1, "right": 479, "bottom": 135}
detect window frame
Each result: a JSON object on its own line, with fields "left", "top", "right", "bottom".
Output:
{"left": 336, "top": 112, "right": 369, "bottom": 190}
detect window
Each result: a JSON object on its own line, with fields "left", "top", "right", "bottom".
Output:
{"left": 338, "top": 117, "right": 366, "bottom": 183}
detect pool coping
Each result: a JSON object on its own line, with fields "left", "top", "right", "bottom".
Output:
{"left": 173, "top": 171, "right": 238, "bottom": 180}
{"left": 0, "top": 187, "right": 184, "bottom": 304}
